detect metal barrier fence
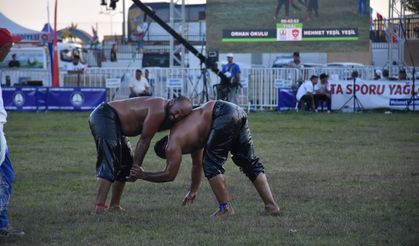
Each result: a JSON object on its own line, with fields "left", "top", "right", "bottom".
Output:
{"left": 1, "top": 66, "right": 417, "bottom": 109}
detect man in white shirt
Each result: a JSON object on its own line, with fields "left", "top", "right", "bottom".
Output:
{"left": 66, "top": 55, "right": 85, "bottom": 72}
{"left": 129, "top": 69, "right": 151, "bottom": 98}
{"left": 296, "top": 75, "right": 318, "bottom": 112}
{"left": 0, "top": 28, "right": 25, "bottom": 237}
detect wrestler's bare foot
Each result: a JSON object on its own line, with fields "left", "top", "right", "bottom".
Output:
{"left": 211, "top": 203, "right": 235, "bottom": 217}
{"left": 91, "top": 204, "right": 108, "bottom": 215}
{"left": 264, "top": 204, "right": 281, "bottom": 216}
{"left": 108, "top": 205, "right": 126, "bottom": 213}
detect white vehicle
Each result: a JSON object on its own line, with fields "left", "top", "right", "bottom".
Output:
{"left": 1, "top": 43, "right": 87, "bottom": 70}
{"left": 0, "top": 46, "right": 48, "bottom": 69}
{"left": 56, "top": 43, "right": 88, "bottom": 70}
{"left": 327, "top": 62, "right": 365, "bottom": 68}
{"left": 0, "top": 43, "right": 88, "bottom": 86}
{"left": 272, "top": 55, "right": 294, "bottom": 68}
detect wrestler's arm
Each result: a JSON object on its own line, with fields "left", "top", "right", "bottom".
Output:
{"left": 133, "top": 103, "right": 165, "bottom": 167}
{"left": 136, "top": 140, "right": 182, "bottom": 183}
{"left": 182, "top": 148, "right": 203, "bottom": 205}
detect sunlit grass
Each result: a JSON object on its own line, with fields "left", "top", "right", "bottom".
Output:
{"left": 2, "top": 111, "right": 419, "bottom": 245}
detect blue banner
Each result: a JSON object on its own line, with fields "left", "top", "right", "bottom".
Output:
{"left": 2, "top": 87, "right": 44, "bottom": 111}
{"left": 277, "top": 88, "right": 297, "bottom": 111}
{"left": 47, "top": 87, "right": 106, "bottom": 111}
{"left": 2, "top": 87, "right": 106, "bottom": 112}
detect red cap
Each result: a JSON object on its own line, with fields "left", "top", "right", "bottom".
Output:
{"left": 0, "top": 28, "right": 21, "bottom": 46}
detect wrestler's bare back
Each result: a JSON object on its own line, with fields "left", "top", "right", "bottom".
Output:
{"left": 169, "top": 100, "right": 216, "bottom": 154}
{"left": 109, "top": 97, "right": 166, "bottom": 136}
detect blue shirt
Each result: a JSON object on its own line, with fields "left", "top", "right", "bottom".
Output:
{"left": 222, "top": 63, "right": 241, "bottom": 80}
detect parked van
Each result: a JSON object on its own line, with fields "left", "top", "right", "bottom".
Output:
{"left": 0, "top": 43, "right": 88, "bottom": 86}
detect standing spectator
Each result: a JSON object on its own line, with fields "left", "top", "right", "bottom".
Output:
{"left": 273, "top": 0, "right": 290, "bottom": 20}
{"left": 288, "top": 51, "right": 303, "bottom": 69}
{"left": 144, "top": 69, "right": 153, "bottom": 96}
{"left": 110, "top": 43, "right": 117, "bottom": 62}
{"left": 314, "top": 73, "right": 331, "bottom": 112}
{"left": 8, "top": 54, "right": 20, "bottom": 68}
{"left": 221, "top": 53, "right": 241, "bottom": 104}
{"left": 296, "top": 75, "right": 318, "bottom": 112}
{"left": 129, "top": 69, "right": 151, "bottom": 98}
{"left": 0, "top": 28, "right": 25, "bottom": 237}
{"left": 357, "top": 0, "right": 367, "bottom": 15}
{"left": 288, "top": 51, "right": 303, "bottom": 88}
{"left": 306, "top": 0, "right": 319, "bottom": 20}
{"left": 66, "top": 55, "right": 85, "bottom": 72}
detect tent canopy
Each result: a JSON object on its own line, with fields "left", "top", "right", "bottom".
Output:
{"left": 0, "top": 12, "right": 51, "bottom": 43}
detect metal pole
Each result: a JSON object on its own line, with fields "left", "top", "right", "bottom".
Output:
{"left": 169, "top": 0, "right": 174, "bottom": 67}
{"left": 122, "top": 0, "right": 126, "bottom": 43}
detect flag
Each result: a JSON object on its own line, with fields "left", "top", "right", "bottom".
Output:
{"left": 52, "top": 0, "right": 60, "bottom": 87}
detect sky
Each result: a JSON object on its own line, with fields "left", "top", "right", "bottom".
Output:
{"left": 0, "top": 0, "right": 387, "bottom": 40}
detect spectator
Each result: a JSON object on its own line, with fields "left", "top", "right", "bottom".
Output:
{"left": 399, "top": 69, "right": 407, "bottom": 80}
{"left": 414, "top": 27, "right": 419, "bottom": 39}
{"left": 110, "top": 43, "right": 117, "bottom": 62}
{"left": 288, "top": 51, "right": 303, "bottom": 89}
{"left": 66, "top": 55, "right": 85, "bottom": 71}
{"left": 296, "top": 74, "right": 318, "bottom": 112}
{"left": 314, "top": 73, "right": 331, "bottom": 112}
{"left": 306, "top": 0, "right": 319, "bottom": 20}
{"left": 144, "top": 69, "right": 150, "bottom": 82}
{"left": 357, "top": 0, "right": 367, "bottom": 15}
{"left": 129, "top": 69, "right": 151, "bottom": 98}
{"left": 374, "top": 69, "right": 382, "bottom": 80}
{"left": 221, "top": 53, "right": 241, "bottom": 104}
{"left": 144, "top": 69, "right": 153, "bottom": 96}
{"left": 273, "top": 0, "right": 290, "bottom": 20}
{"left": 8, "top": 54, "right": 20, "bottom": 68}
{"left": 288, "top": 51, "right": 303, "bottom": 69}
{"left": 0, "top": 28, "right": 25, "bottom": 237}
{"left": 382, "top": 69, "right": 390, "bottom": 80}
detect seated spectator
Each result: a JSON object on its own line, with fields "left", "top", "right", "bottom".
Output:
{"left": 8, "top": 54, "right": 20, "bottom": 68}
{"left": 399, "top": 69, "right": 407, "bottom": 80}
{"left": 129, "top": 69, "right": 151, "bottom": 98}
{"left": 295, "top": 74, "right": 318, "bottom": 112}
{"left": 374, "top": 69, "right": 382, "bottom": 80}
{"left": 382, "top": 69, "right": 398, "bottom": 80}
{"left": 314, "top": 73, "right": 331, "bottom": 112}
{"left": 382, "top": 69, "right": 390, "bottom": 80}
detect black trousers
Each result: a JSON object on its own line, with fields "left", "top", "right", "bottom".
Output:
{"left": 314, "top": 94, "right": 331, "bottom": 111}
{"left": 203, "top": 101, "right": 265, "bottom": 182}
{"left": 298, "top": 94, "right": 314, "bottom": 111}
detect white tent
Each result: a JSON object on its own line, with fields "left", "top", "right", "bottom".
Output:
{"left": 0, "top": 12, "right": 50, "bottom": 43}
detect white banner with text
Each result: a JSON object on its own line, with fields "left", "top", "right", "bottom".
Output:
{"left": 331, "top": 80, "right": 419, "bottom": 111}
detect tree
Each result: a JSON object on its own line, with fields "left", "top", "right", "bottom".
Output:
{"left": 405, "top": 0, "right": 419, "bottom": 14}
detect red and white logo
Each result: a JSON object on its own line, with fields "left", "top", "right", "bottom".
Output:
{"left": 292, "top": 29, "right": 300, "bottom": 39}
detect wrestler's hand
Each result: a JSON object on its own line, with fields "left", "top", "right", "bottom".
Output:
{"left": 126, "top": 164, "right": 144, "bottom": 182}
{"left": 182, "top": 190, "right": 197, "bottom": 206}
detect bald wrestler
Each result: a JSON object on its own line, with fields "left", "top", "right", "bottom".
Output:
{"left": 89, "top": 96, "right": 192, "bottom": 214}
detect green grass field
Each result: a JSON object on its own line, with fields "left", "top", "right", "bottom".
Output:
{"left": 1, "top": 111, "right": 419, "bottom": 245}
{"left": 207, "top": 0, "right": 370, "bottom": 53}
